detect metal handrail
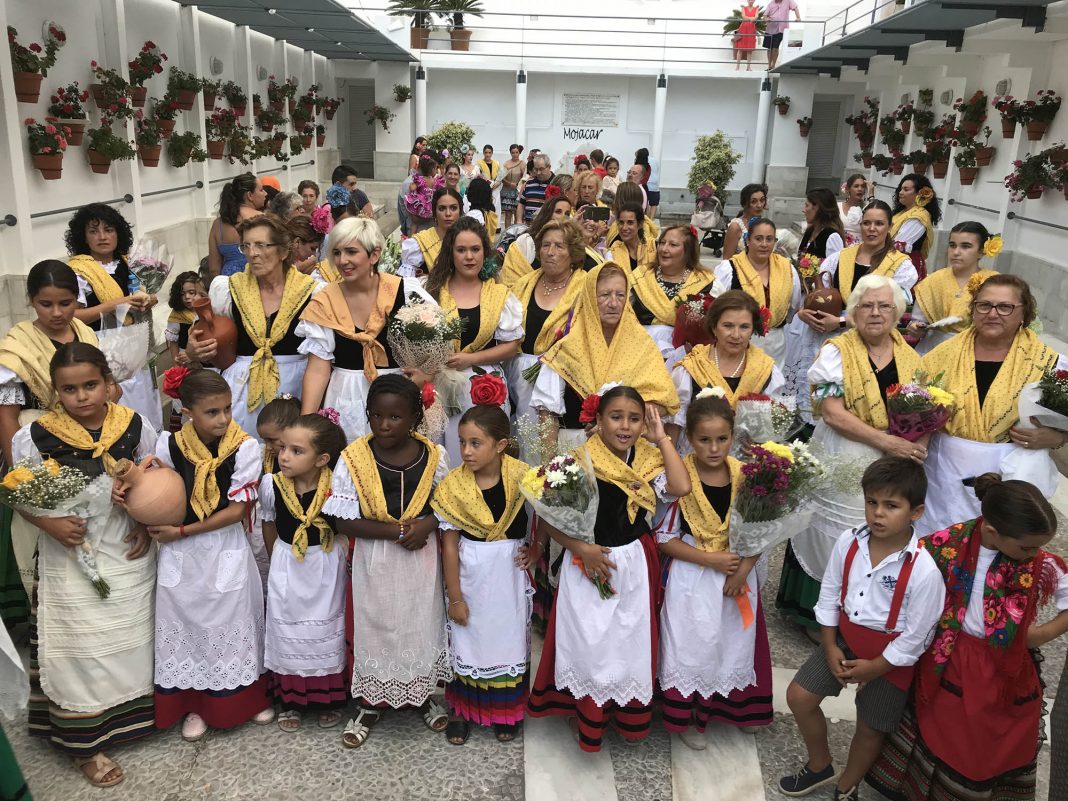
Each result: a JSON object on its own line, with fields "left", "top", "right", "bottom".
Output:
{"left": 1006, "top": 211, "right": 1068, "bottom": 232}
{"left": 820, "top": 0, "right": 913, "bottom": 43}
{"left": 947, "top": 198, "right": 999, "bottom": 214}
{"left": 142, "top": 181, "right": 204, "bottom": 199}
{"left": 30, "top": 195, "right": 134, "bottom": 220}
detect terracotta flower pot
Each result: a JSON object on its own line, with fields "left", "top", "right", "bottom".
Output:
{"left": 231, "top": 104, "right": 247, "bottom": 118}
{"left": 1026, "top": 120, "right": 1048, "bottom": 141}
{"left": 131, "top": 86, "right": 148, "bottom": 107}
{"left": 933, "top": 161, "right": 949, "bottom": 179}
{"left": 113, "top": 456, "right": 187, "bottom": 527}
{"left": 411, "top": 26, "right": 430, "bottom": 49}
{"left": 259, "top": 121, "right": 274, "bottom": 133}
{"left": 958, "top": 166, "right": 978, "bottom": 185}
{"left": 450, "top": 28, "right": 473, "bottom": 50}
{"left": 1026, "top": 187, "right": 1044, "bottom": 199}
{"left": 203, "top": 92, "right": 216, "bottom": 111}
{"left": 1049, "top": 147, "right": 1068, "bottom": 165}
{"left": 59, "top": 120, "right": 86, "bottom": 147}
{"left": 960, "top": 120, "right": 980, "bottom": 137}
{"left": 254, "top": 102, "right": 263, "bottom": 116}
{"left": 799, "top": 125, "right": 811, "bottom": 137}
{"left": 325, "top": 108, "right": 336, "bottom": 121}
{"left": 176, "top": 88, "right": 197, "bottom": 111}
{"left": 776, "top": 104, "right": 789, "bottom": 115}
{"left": 288, "top": 99, "right": 296, "bottom": 115}
{"left": 14, "top": 71, "right": 44, "bottom": 103}
{"left": 976, "top": 147, "right": 995, "bottom": 167}
{"left": 157, "top": 118, "right": 176, "bottom": 139}
{"left": 316, "top": 134, "right": 326, "bottom": 147}
{"left": 206, "top": 139, "right": 225, "bottom": 159}
{"left": 87, "top": 151, "right": 113, "bottom": 175}
{"left": 912, "top": 159, "right": 928, "bottom": 176}
{"left": 891, "top": 162, "right": 904, "bottom": 175}
{"left": 31, "top": 153, "right": 63, "bottom": 180}
{"left": 138, "top": 144, "right": 162, "bottom": 167}
{"left": 862, "top": 154, "right": 872, "bottom": 168}
{"left": 925, "top": 140, "right": 939, "bottom": 154}
{"left": 190, "top": 296, "right": 238, "bottom": 370}
{"left": 90, "top": 83, "right": 107, "bottom": 107}
{"left": 300, "top": 135, "right": 312, "bottom": 148}
{"left": 1001, "top": 119, "right": 1016, "bottom": 139}
{"left": 901, "top": 120, "right": 911, "bottom": 135}
{"left": 268, "top": 138, "right": 282, "bottom": 154}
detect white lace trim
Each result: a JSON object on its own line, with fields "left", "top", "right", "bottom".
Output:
{"left": 0, "top": 382, "right": 25, "bottom": 406}
{"left": 658, "top": 666, "right": 756, "bottom": 699}
{"left": 453, "top": 659, "right": 529, "bottom": 680}
{"left": 155, "top": 618, "right": 265, "bottom": 691}
{"left": 351, "top": 649, "right": 452, "bottom": 707}
{"left": 323, "top": 493, "right": 362, "bottom": 519}
{"left": 556, "top": 665, "right": 653, "bottom": 707}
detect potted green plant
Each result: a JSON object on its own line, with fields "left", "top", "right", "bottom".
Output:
{"left": 249, "top": 136, "right": 272, "bottom": 160}
{"left": 994, "top": 95, "right": 1020, "bottom": 139}
{"left": 1004, "top": 151, "right": 1058, "bottom": 201}
{"left": 223, "top": 80, "right": 247, "bottom": 116}
{"left": 206, "top": 108, "right": 239, "bottom": 159}
{"left": 365, "top": 104, "right": 396, "bottom": 132}
{"left": 201, "top": 77, "right": 222, "bottom": 111}
{"left": 438, "top": 0, "right": 485, "bottom": 51}
{"left": 289, "top": 134, "right": 304, "bottom": 157}
{"left": 268, "top": 130, "right": 287, "bottom": 155}
{"left": 1058, "top": 162, "right": 1068, "bottom": 201}
{"left": 1047, "top": 141, "right": 1068, "bottom": 167}
{"left": 1019, "top": 90, "right": 1061, "bottom": 141}
{"left": 918, "top": 88, "right": 934, "bottom": 107}
{"left": 227, "top": 125, "right": 253, "bottom": 166}
{"left": 975, "top": 127, "right": 995, "bottom": 167}
{"left": 267, "top": 76, "right": 286, "bottom": 112}
{"left": 393, "top": 83, "right": 412, "bottom": 103}
{"left": 845, "top": 97, "right": 878, "bottom": 149}
{"left": 871, "top": 152, "right": 892, "bottom": 174}
{"left": 685, "top": 131, "right": 741, "bottom": 206}
{"left": 291, "top": 104, "right": 313, "bottom": 128}
{"left": 895, "top": 102, "right": 914, "bottom": 135}
{"left": 889, "top": 151, "right": 905, "bottom": 175}
{"left": 166, "top": 66, "right": 200, "bottom": 110}
{"left": 256, "top": 106, "right": 285, "bottom": 133}
{"left": 299, "top": 124, "right": 314, "bottom": 149}
{"left": 316, "top": 123, "right": 326, "bottom": 147}
{"left": 773, "top": 95, "right": 790, "bottom": 115}
{"left": 388, "top": 0, "right": 440, "bottom": 50}
{"left": 906, "top": 148, "right": 929, "bottom": 175}
{"left": 150, "top": 92, "right": 182, "bottom": 138}
{"left": 929, "top": 141, "right": 951, "bottom": 178}
{"left": 167, "top": 130, "right": 208, "bottom": 168}
{"left": 134, "top": 112, "right": 163, "bottom": 167}
{"left": 797, "top": 115, "right": 812, "bottom": 137}
{"left": 912, "top": 105, "right": 935, "bottom": 137}
{"left": 854, "top": 149, "right": 873, "bottom": 169}
{"left": 300, "top": 84, "right": 319, "bottom": 113}
{"left": 127, "top": 41, "right": 167, "bottom": 106}
{"left": 85, "top": 123, "right": 136, "bottom": 175}
{"left": 722, "top": 8, "right": 767, "bottom": 35}
{"left": 253, "top": 93, "right": 263, "bottom": 116}
{"left": 47, "top": 82, "right": 90, "bottom": 145}
{"left": 284, "top": 78, "right": 300, "bottom": 114}
{"left": 952, "top": 90, "right": 987, "bottom": 137}
{"left": 879, "top": 115, "right": 906, "bottom": 152}
{"left": 323, "top": 96, "right": 342, "bottom": 120}
{"left": 24, "top": 117, "right": 70, "bottom": 180}
{"left": 89, "top": 61, "right": 134, "bottom": 120}
{"left": 953, "top": 138, "right": 980, "bottom": 185}
{"left": 427, "top": 120, "right": 477, "bottom": 159}
{"left": 9, "top": 24, "right": 64, "bottom": 103}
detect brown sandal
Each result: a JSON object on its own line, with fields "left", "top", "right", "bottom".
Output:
{"left": 73, "top": 753, "right": 124, "bottom": 788}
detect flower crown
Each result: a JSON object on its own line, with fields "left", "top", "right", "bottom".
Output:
{"left": 982, "top": 233, "right": 1003, "bottom": 259}
{"left": 316, "top": 407, "right": 341, "bottom": 425}
{"left": 578, "top": 382, "right": 621, "bottom": 424}
{"left": 696, "top": 386, "right": 727, "bottom": 401}
{"left": 310, "top": 204, "right": 333, "bottom": 235}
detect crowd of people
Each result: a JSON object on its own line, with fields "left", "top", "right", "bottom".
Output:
{"left": 0, "top": 145, "right": 1065, "bottom": 801}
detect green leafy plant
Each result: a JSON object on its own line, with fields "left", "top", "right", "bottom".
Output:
{"left": 879, "top": 115, "right": 906, "bottom": 150}
{"left": 256, "top": 106, "right": 285, "bottom": 131}
{"left": 1017, "top": 90, "right": 1062, "bottom": 124}
{"left": 427, "top": 120, "right": 477, "bottom": 159}
{"left": 912, "top": 105, "right": 935, "bottom": 135}
{"left": 773, "top": 95, "right": 790, "bottom": 108}
{"left": 393, "top": 83, "right": 412, "bottom": 103}
{"left": 134, "top": 112, "right": 162, "bottom": 147}
{"left": 289, "top": 134, "right": 304, "bottom": 156}
{"left": 686, "top": 130, "right": 741, "bottom": 205}
{"left": 248, "top": 136, "right": 272, "bottom": 160}
{"left": 437, "top": 0, "right": 485, "bottom": 29}
{"left": 797, "top": 116, "right": 812, "bottom": 127}
{"left": 227, "top": 126, "right": 253, "bottom": 165}
{"left": 47, "top": 82, "right": 90, "bottom": 119}
{"left": 871, "top": 152, "right": 892, "bottom": 173}
{"left": 151, "top": 92, "right": 182, "bottom": 121}
{"left": 9, "top": 25, "right": 64, "bottom": 75}
{"left": 200, "top": 77, "right": 222, "bottom": 98}
{"left": 167, "top": 131, "right": 208, "bottom": 167}
{"left": 387, "top": 0, "right": 440, "bottom": 29}
{"left": 291, "top": 104, "right": 313, "bottom": 126}
{"left": 1004, "top": 151, "right": 1058, "bottom": 201}
{"left": 128, "top": 41, "right": 166, "bottom": 87}
{"left": 953, "top": 138, "right": 979, "bottom": 169}
{"left": 365, "top": 104, "right": 396, "bottom": 132}
{"left": 952, "top": 90, "right": 987, "bottom": 125}
{"left": 222, "top": 80, "right": 247, "bottom": 107}
{"left": 206, "top": 107, "right": 240, "bottom": 140}
{"left": 322, "top": 96, "right": 342, "bottom": 117}
{"left": 89, "top": 61, "right": 134, "bottom": 120}
{"left": 86, "top": 125, "right": 136, "bottom": 160}
{"left": 166, "top": 66, "right": 200, "bottom": 93}
{"left": 722, "top": 8, "right": 767, "bottom": 34}
{"left": 267, "top": 75, "right": 298, "bottom": 103}
{"left": 918, "top": 88, "right": 934, "bottom": 107}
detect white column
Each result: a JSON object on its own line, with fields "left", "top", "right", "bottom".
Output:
{"left": 415, "top": 65, "right": 427, "bottom": 137}
{"left": 752, "top": 76, "right": 773, "bottom": 183}
{"left": 516, "top": 69, "right": 528, "bottom": 148}
{"left": 651, "top": 73, "right": 667, "bottom": 167}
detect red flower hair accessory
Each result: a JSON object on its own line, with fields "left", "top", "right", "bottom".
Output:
{"left": 578, "top": 393, "right": 601, "bottom": 424}
{"left": 421, "top": 381, "right": 436, "bottom": 410}
{"left": 573, "top": 154, "right": 586, "bottom": 166}
{"left": 162, "top": 366, "right": 190, "bottom": 400}
{"left": 688, "top": 225, "right": 699, "bottom": 238}
{"left": 317, "top": 407, "right": 341, "bottom": 425}
{"left": 310, "top": 204, "right": 333, "bottom": 235}
{"left": 758, "top": 306, "right": 772, "bottom": 336}
{"left": 545, "top": 184, "right": 562, "bottom": 200}
{"left": 469, "top": 370, "right": 507, "bottom": 407}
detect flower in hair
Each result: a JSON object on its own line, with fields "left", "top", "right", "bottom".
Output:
{"left": 441, "top": 148, "right": 450, "bottom": 159}
{"left": 573, "top": 154, "right": 586, "bottom": 166}
{"left": 277, "top": 393, "right": 295, "bottom": 401}
{"left": 696, "top": 386, "right": 727, "bottom": 401}
{"left": 578, "top": 382, "right": 621, "bottom": 424}
{"left": 317, "top": 407, "right": 341, "bottom": 425}
{"left": 688, "top": 225, "right": 699, "bottom": 238}
{"left": 325, "top": 184, "right": 351, "bottom": 209}
{"left": 545, "top": 184, "right": 562, "bottom": 200}
{"left": 162, "top": 366, "right": 190, "bottom": 400}
{"left": 310, "top": 204, "right": 333, "bottom": 235}
{"left": 916, "top": 187, "right": 935, "bottom": 207}
{"left": 965, "top": 271, "right": 989, "bottom": 297}
{"left": 420, "top": 381, "right": 436, "bottom": 410}
{"left": 469, "top": 370, "right": 507, "bottom": 407}
{"left": 982, "top": 234, "right": 1003, "bottom": 258}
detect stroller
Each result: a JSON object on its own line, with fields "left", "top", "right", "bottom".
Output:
{"left": 690, "top": 183, "right": 725, "bottom": 256}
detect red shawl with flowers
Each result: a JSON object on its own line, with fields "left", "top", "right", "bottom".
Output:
{"left": 922, "top": 518, "right": 1064, "bottom": 676}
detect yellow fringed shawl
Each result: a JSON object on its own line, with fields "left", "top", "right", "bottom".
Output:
{"left": 835, "top": 245, "right": 909, "bottom": 296}
{"left": 430, "top": 455, "right": 529, "bottom": 541}
{"left": 913, "top": 268, "right": 998, "bottom": 335}
{"left": 512, "top": 268, "right": 585, "bottom": 354}
{"left": 167, "top": 310, "right": 195, "bottom": 326}
{"left": 677, "top": 344, "right": 775, "bottom": 408}
{"left": 0, "top": 320, "right": 98, "bottom": 408}
{"left": 630, "top": 265, "right": 718, "bottom": 326}
{"left": 728, "top": 253, "right": 794, "bottom": 328}
{"left": 414, "top": 227, "right": 443, "bottom": 270}
{"left": 315, "top": 258, "right": 341, "bottom": 284}
{"left": 583, "top": 434, "right": 664, "bottom": 523}
{"left": 678, "top": 455, "right": 742, "bottom": 553}
{"left": 68, "top": 254, "right": 124, "bottom": 304}
{"left": 35, "top": 402, "right": 135, "bottom": 476}
{"left": 438, "top": 280, "right": 512, "bottom": 354}
{"left": 831, "top": 329, "right": 923, "bottom": 430}
{"left": 891, "top": 206, "right": 934, "bottom": 258}
{"left": 174, "top": 419, "right": 250, "bottom": 521}
{"left": 607, "top": 217, "right": 660, "bottom": 247}
{"left": 273, "top": 469, "right": 334, "bottom": 561}
{"left": 342, "top": 433, "right": 440, "bottom": 522}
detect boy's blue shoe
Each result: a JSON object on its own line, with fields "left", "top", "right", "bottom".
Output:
{"left": 778, "top": 762, "right": 837, "bottom": 797}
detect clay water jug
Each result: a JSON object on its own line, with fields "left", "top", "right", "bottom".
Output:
{"left": 190, "top": 295, "right": 238, "bottom": 369}
{"left": 113, "top": 456, "right": 187, "bottom": 526}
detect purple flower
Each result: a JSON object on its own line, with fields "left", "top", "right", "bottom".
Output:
{"left": 751, "top": 485, "right": 768, "bottom": 497}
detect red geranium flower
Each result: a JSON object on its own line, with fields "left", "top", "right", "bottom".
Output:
{"left": 578, "top": 393, "right": 601, "bottom": 424}
{"left": 162, "top": 366, "right": 191, "bottom": 400}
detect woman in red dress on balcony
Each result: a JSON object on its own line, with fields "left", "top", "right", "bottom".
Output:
{"left": 736, "top": 0, "right": 760, "bottom": 71}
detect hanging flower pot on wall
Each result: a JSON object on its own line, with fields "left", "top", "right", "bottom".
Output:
{"left": 138, "top": 145, "right": 161, "bottom": 167}
{"left": 976, "top": 147, "right": 995, "bottom": 167}
{"left": 206, "top": 139, "right": 225, "bottom": 159}
{"left": 157, "top": 118, "right": 176, "bottom": 138}
{"left": 60, "top": 120, "right": 86, "bottom": 146}
{"left": 316, "top": 133, "right": 326, "bottom": 147}
{"left": 912, "top": 159, "right": 928, "bottom": 176}
{"left": 933, "top": 161, "right": 949, "bottom": 179}
{"left": 130, "top": 86, "right": 148, "bottom": 107}
{"left": 14, "top": 72, "right": 44, "bottom": 103}
{"left": 31, "top": 153, "right": 64, "bottom": 180}
{"left": 1026, "top": 187, "right": 1044, "bottom": 199}
{"left": 1002, "top": 119, "right": 1016, "bottom": 139}
{"left": 1026, "top": 120, "right": 1049, "bottom": 141}
{"left": 958, "top": 166, "right": 979, "bottom": 185}
{"left": 87, "top": 151, "right": 112, "bottom": 174}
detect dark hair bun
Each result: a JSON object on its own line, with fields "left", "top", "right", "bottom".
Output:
{"left": 972, "top": 472, "right": 1002, "bottom": 502}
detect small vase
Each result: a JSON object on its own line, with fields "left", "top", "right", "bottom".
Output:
{"left": 31, "top": 153, "right": 63, "bottom": 180}
{"left": 933, "top": 161, "right": 949, "bottom": 179}
{"left": 958, "top": 166, "right": 978, "bottom": 185}
{"left": 1026, "top": 120, "right": 1048, "bottom": 141}
{"left": 976, "top": 147, "right": 995, "bottom": 167}
{"left": 190, "top": 296, "right": 238, "bottom": 369}
{"left": 206, "top": 139, "right": 226, "bottom": 160}
{"left": 87, "top": 151, "right": 112, "bottom": 175}
{"left": 59, "top": 120, "right": 86, "bottom": 146}
{"left": 1001, "top": 119, "right": 1016, "bottom": 139}
{"left": 157, "top": 118, "right": 176, "bottom": 139}
{"left": 131, "top": 86, "right": 148, "bottom": 107}
{"left": 113, "top": 456, "right": 188, "bottom": 526}
{"left": 14, "top": 71, "right": 44, "bottom": 103}
{"left": 777, "top": 104, "right": 789, "bottom": 116}
{"left": 139, "top": 145, "right": 162, "bottom": 167}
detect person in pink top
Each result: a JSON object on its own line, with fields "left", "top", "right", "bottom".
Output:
{"left": 763, "top": 0, "right": 801, "bottom": 70}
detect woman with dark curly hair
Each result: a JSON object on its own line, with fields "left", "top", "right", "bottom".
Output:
{"left": 891, "top": 173, "right": 942, "bottom": 280}
{"left": 65, "top": 203, "right": 162, "bottom": 430}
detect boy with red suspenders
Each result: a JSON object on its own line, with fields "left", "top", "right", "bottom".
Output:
{"left": 779, "top": 457, "right": 946, "bottom": 801}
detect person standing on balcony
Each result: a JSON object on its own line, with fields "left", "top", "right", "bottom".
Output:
{"left": 764, "top": 0, "right": 801, "bottom": 71}
{"left": 736, "top": 0, "right": 760, "bottom": 71}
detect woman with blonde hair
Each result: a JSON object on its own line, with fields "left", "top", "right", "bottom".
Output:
{"left": 575, "top": 171, "right": 607, "bottom": 209}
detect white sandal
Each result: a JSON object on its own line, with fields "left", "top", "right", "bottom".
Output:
{"left": 421, "top": 698, "right": 448, "bottom": 732}
{"left": 277, "top": 710, "right": 301, "bottom": 733}
{"left": 342, "top": 708, "right": 376, "bottom": 749}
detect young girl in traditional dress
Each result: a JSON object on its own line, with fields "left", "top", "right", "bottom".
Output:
{"left": 658, "top": 391, "right": 773, "bottom": 749}
{"left": 527, "top": 384, "right": 690, "bottom": 752}
{"left": 256, "top": 395, "right": 301, "bottom": 476}
{"left": 164, "top": 271, "right": 206, "bottom": 431}
{"left": 324, "top": 374, "right": 452, "bottom": 748}
{"left": 432, "top": 401, "right": 540, "bottom": 746}
{"left": 869, "top": 475, "right": 1068, "bottom": 801}
{"left": 12, "top": 342, "right": 157, "bottom": 788}
{"left": 148, "top": 368, "right": 273, "bottom": 741}
{"left": 261, "top": 412, "right": 349, "bottom": 731}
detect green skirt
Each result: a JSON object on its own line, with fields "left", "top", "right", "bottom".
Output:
{"left": 0, "top": 723, "right": 31, "bottom": 801}
{"left": 0, "top": 506, "right": 29, "bottom": 628}
{"left": 775, "top": 542, "right": 821, "bottom": 630}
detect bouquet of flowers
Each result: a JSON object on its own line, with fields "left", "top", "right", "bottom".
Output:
{"left": 734, "top": 392, "right": 799, "bottom": 446}
{"left": 729, "top": 439, "right": 823, "bottom": 558}
{"left": 376, "top": 237, "right": 403, "bottom": 275}
{"left": 1012, "top": 366, "right": 1068, "bottom": 433}
{"left": 518, "top": 451, "right": 610, "bottom": 598}
{"left": 885, "top": 370, "right": 955, "bottom": 442}
{"left": 0, "top": 461, "right": 112, "bottom": 598}
{"left": 127, "top": 237, "right": 173, "bottom": 295}
{"left": 797, "top": 253, "right": 822, "bottom": 290}
{"left": 671, "top": 291, "right": 717, "bottom": 350}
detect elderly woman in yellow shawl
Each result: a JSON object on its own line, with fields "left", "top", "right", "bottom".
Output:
{"left": 398, "top": 187, "right": 462, "bottom": 279}
{"left": 500, "top": 195, "right": 574, "bottom": 287}
{"left": 779, "top": 274, "right": 927, "bottom": 635}
{"left": 713, "top": 217, "right": 801, "bottom": 366}
{"left": 890, "top": 173, "right": 940, "bottom": 280}
{"left": 297, "top": 217, "right": 435, "bottom": 442}
{"left": 185, "top": 213, "right": 318, "bottom": 441}
{"left": 918, "top": 273, "right": 1068, "bottom": 534}
{"left": 531, "top": 262, "right": 679, "bottom": 450}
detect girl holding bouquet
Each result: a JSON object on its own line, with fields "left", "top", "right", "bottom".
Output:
{"left": 658, "top": 392, "right": 773, "bottom": 747}
{"left": 324, "top": 374, "right": 452, "bottom": 749}
{"left": 424, "top": 217, "right": 524, "bottom": 466}
{"left": 12, "top": 342, "right": 157, "bottom": 788}
{"left": 260, "top": 413, "right": 349, "bottom": 732}
{"left": 432, "top": 402, "right": 539, "bottom": 746}
{"left": 907, "top": 221, "right": 1000, "bottom": 354}
{"left": 779, "top": 275, "right": 924, "bottom": 635}
{"left": 298, "top": 217, "right": 435, "bottom": 442}
{"left": 148, "top": 368, "right": 272, "bottom": 742}
{"left": 527, "top": 385, "right": 690, "bottom": 752}
{"left": 400, "top": 187, "right": 461, "bottom": 278}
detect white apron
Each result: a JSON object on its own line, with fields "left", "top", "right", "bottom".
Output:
{"left": 221, "top": 353, "right": 307, "bottom": 443}
{"left": 782, "top": 316, "right": 836, "bottom": 423}
{"left": 118, "top": 367, "right": 163, "bottom": 433}
{"left": 265, "top": 543, "right": 347, "bottom": 677}
{"left": 447, "top": 538, "right": 532, "bottom": 680}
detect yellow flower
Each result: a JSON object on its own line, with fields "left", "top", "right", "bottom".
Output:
{"left": 916, "top": 187, "right": 935, "bottom": 207}
{"left": 928, "top": 386, "right": 955, "bottom": 408}
{"left": 760, "top": 441, "right": 795, "bottom": 462}
{"left": 965, "top": 272, "right": 988, "bottom": 297}
{"left": 983, "top": 234, "right": 1003, "bottom": 258}
{"left": 42, "top": 459, "right": 61, "bottom": 477}
{"left": 521, "top": 468, "right": 546, "bottom": 500}
{"left": 1, "top": 466, "right": 35, "bottom": 491}
{"left": 1019, "top": 573, "right": 1033, "bottom": 588}
{"left": 940, "top": 546, "right": 957, "bottom": 559}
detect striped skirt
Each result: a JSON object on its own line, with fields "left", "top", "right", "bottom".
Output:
{"left": 446, "top": 673, "right": 529, "bottom": 726}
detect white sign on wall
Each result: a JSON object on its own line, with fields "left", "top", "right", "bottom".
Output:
{"left": 562, "top": 93, "right": 620, "bottom": 127}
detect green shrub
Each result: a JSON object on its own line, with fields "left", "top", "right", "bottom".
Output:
{"left": 687, "top": 131, "right": 741, "bottom": 204}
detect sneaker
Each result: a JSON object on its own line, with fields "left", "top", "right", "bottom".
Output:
{"left": 779, "top": 763, "right": 837, "bottom": 797}
{"left": 834, "top": 786, "right": 858, "bottom": 801}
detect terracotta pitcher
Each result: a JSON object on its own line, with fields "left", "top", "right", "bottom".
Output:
{"left": 190, "top": 295, "right": 238, "bottom": 370}
{"left": 113, "top": 456, "right": 187, "bottom": 527}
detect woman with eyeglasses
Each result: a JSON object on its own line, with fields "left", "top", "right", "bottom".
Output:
{"left": 779, "top": 275, "right": 925, "bottom": 638}
{"left": 184, "top": 213, "right": 319, "bottom": 440}
{"left": 500, "top": 196, "right": 574, "bottom": 287}
{"left": 917, "top": 273, "right": 1068, "bottom": 534}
